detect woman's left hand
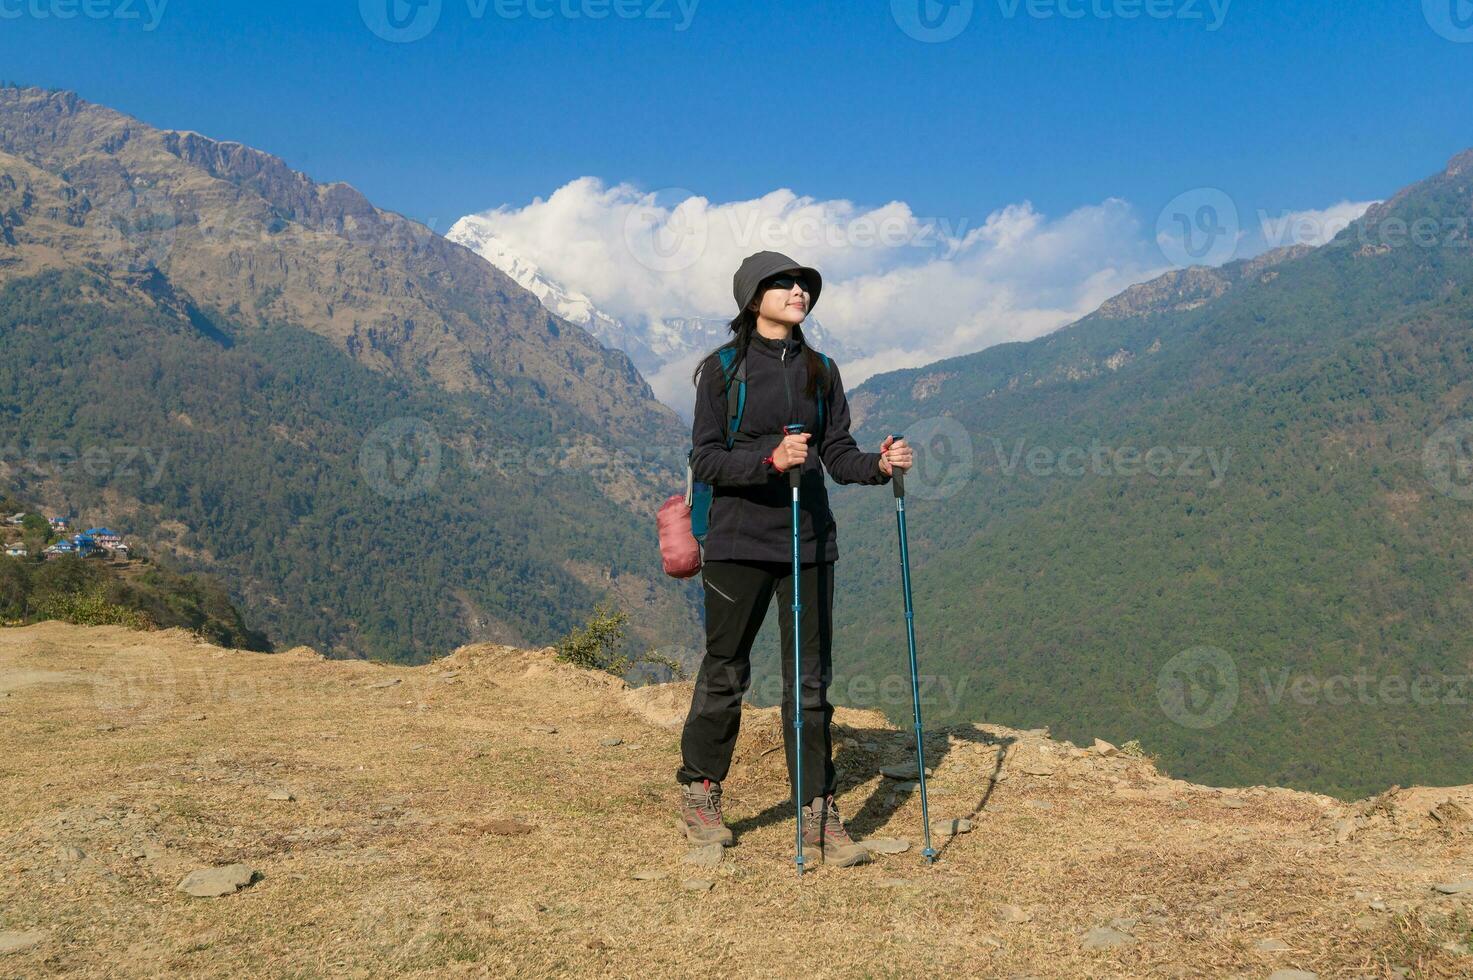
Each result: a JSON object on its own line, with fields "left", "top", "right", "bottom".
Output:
{"left": 878, "top": 435, "right": 913, "bottom": 477}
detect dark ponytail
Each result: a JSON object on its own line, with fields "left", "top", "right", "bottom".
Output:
{"left": 790, "top": 321, "right": 830, "bottom": 402}
{"left": 690, "top": 308, "right": 756, "bottom": 391}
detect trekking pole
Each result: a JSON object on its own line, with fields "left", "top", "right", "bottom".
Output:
{"left": 784, "top": 423, "right": 808, "bottom": 878}
{"left": 890, "top": 434, "right": 937, "bottom": 864}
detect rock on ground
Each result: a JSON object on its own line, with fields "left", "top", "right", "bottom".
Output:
{"left": 0, "top": 931, "right": 47, "bottom": 955}
{"left": 879, "top": 762, "right": 933, "bottom": 780}
{"left": 177, "top": 864, "right": 258, "bottom": 898}
{"left": 1082, "top": 925, "right": 1135, "bottom": 949}
{"left": 861, "top": 838, "right": 911, "bottom": 854}
{"left": 1432, "top": 880, "right": 1473, "bottom": 895}
{"left": 683, "top": 843, "right": 723, "bottom": 868}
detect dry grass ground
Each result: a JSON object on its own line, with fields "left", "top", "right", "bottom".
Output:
{"left": 3, "top": 621, "right": 1473, "bottom": 978}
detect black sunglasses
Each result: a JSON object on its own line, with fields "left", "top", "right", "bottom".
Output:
{"left": 761, "top": 274, "right": 812, "bottom": 294}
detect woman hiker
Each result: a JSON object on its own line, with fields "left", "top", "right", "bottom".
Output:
{"left": 677, "top": 250, "right": 913, "bottom": 868}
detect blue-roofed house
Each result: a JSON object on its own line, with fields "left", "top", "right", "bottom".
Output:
{"left": 86, "top": 528, "right": 124, "bottom": 550}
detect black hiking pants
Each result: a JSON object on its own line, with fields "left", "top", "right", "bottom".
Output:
{"left": 677, "top": 558, "right": 836, "bottom": 805}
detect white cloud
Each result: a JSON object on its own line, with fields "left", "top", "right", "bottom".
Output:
{"left": 460, "top": 180, "right": 1167, "bottom": 393}
{"left": 1253, "top": 200, "right": 1378, "bottom": 250}
{"left": 457, "top": 181, "right": 1373, "bottom": 400}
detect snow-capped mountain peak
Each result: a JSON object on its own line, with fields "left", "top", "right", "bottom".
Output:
{"left": 445, "top": 216, "right": 646, "bottom": 355}
{"left": 446, "top": 212, "right": 864, "bottom": 417}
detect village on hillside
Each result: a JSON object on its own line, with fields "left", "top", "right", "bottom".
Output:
{"left": 1, "top": 511, "right": 132, "bottom": 562}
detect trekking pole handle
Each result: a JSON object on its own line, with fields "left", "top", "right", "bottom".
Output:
{"left": 889, "top": 433, "right": 906, "bottom": 499}
{"left": 784, "top": 424, "right": 805, "bottom": 490}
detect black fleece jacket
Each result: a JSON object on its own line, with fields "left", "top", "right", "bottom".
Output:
{"left": 690, "top": 332, "right": 889, "bottom": 563}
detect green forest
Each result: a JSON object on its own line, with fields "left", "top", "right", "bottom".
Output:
{"left": 0, "top": 271, "right": 699, "bottom": 664}
{"left": 817, "top": 158, "right": 1473, "bottom": 799}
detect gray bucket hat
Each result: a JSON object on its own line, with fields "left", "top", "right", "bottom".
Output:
{"left": 732, "top": 250, "right": 823, "bottom": 315}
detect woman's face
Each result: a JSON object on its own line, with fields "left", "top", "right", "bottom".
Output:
{"left": 750, "top": 270, "right": 811, "bottom": 325}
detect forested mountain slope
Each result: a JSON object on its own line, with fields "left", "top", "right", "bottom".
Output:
{"left": 0, "top": 87, "right": 697, "bottom": 662}
{"left": 827, "top": 149, "right": 1473, "bottom": 798}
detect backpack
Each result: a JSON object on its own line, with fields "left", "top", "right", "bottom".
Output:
{"left": 685, "top": 344, "right": 832, "bottom": 545}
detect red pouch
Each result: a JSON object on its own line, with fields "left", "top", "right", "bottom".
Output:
{"left": 658, "top": 493, "right": 701, "bottom": 579}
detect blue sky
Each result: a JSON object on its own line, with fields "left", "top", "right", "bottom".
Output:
{"left": 5, "top": 0, "right": 1469, "bottom": 231}
{"left": 5, "top": 0, "right": 1472, "bottom": 401}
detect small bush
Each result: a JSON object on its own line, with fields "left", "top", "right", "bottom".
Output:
{"left": 635, "top": 651, "right": 687, "bottom": 683}
{"left": 32, "top": 589, "right": 151, "bottom": 630}
{"left": 554, "top": 603, "right": 687, "bottom": 681}
{"left": 555, "top": 602, "right": 631, "bottom": 674}
{"left": 1120, "top": 739, "right": 1158, "bottom": 765}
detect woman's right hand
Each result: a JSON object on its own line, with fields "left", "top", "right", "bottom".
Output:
{"left": 771, "top": 432, "right": 811, "bottom": 472}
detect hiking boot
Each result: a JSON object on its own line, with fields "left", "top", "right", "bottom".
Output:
{"left": 680, "top": 778, "right": 734, "bottom": 846}
{"left": 802, "top": 794, "right": 872, "bottom": 867}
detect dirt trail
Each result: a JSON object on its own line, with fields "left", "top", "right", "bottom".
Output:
{"left": 2, "top": 621, "right": 1472, "bottom": 978}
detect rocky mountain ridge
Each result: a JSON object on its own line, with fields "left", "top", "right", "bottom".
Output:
{"left": 0, "top": 86, "right": 698, "bottom": 662}
{"left": 0, "top": 86, "right": 677, "bottom": 440}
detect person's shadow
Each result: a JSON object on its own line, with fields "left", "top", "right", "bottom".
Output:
{"left": 727, "top": 722, "right": 1015, "bottom": 860}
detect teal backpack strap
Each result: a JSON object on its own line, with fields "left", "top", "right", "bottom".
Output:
{"left": 815, "top": 351, "right": 832, "bottom": 429}
{"left": 716, "top": 345, "right": 746, "bottom": 449}
{"left": 690, "top": 344, "right": 746, "bottom": 546}
{"left": 732, "top": 355, "right": 747, "bottom": 447}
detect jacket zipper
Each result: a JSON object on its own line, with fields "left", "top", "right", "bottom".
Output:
{"left": 781, "top": 343, "right": 795, "bottom": 425}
